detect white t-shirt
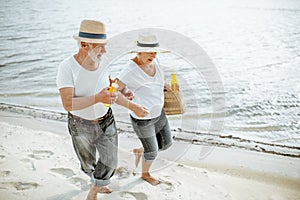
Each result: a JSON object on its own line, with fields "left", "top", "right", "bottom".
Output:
{"left": 56, "top": 56, "right": 109, "bottom": 120}
{"left": 118, "top": 60, "right": 164, "bottom": 119}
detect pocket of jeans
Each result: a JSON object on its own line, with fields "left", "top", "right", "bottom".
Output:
{"left": 136, "top": 119, "right": 152, "bottom": 127}
{"left": 68, "top": 118, "right": 78, "bottom": 136}
{"left": 104, "top": 121, "right": 117, "bottom": 137}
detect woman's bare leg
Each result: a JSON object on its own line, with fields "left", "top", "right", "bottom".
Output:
{"left": 141, "top": 159, "right": 160, "bottom": 185}
{"left": 133, "top": 147, "right": 144, "bottom": 168}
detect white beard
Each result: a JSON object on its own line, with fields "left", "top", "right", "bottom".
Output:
{"left": 88, "top": 50, "right": 102, "bottom": 63}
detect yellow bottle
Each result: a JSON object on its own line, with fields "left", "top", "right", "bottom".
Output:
{"left": 103, "top": 79, "right": 119, "bottom": 107}
{"left": 170, "top": 67, "right": 179, "bottom": 93}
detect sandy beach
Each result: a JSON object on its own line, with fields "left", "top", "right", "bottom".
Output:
{"left": 0, "top": 110, "right": 299, "bottom": 200}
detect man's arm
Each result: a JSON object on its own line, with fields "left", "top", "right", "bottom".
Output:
{"left": 59, "top": 87, "right": 117, "bottom": 112}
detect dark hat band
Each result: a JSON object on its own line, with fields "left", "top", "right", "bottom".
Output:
{"left": 137, "top": 41, "right": 159, "bottom": 47}
{"left": 78, "top": 31, "right": 107, "bottom": 39}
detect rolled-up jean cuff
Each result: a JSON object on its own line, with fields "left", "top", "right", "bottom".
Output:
{"left": 159, "top": 142, "right": 172, "bottom": 151}
{"left": 142, "top": 154, "right": 155, "bottom": 163}
{"left": 91, "top": 173, "right": 110, "bottom": 187}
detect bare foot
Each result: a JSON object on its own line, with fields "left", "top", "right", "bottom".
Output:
{"left": 86, "top": 185, "right": 112, "bottom": 199}
{"left": 95, "top": 186, "right": 112, "bottom": 194}
{"left": 142, "top": 172, "right": 160, "bottom": 186}
{"left": 133, "top": 147, "right": 144, "bottom": 168}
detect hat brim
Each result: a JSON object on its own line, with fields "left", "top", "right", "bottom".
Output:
{"left": 130, "top": 47, "right": 170, "bottom": 53}
{"left": 73, "top": 34, "right": 108, "bottom": 44}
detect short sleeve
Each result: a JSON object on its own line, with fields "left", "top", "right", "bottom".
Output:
{"left": 118, "top": 68, "right": 131, "bottom": 86}
{"left": 56, "top": 62, "right": 74, "bottom": 89}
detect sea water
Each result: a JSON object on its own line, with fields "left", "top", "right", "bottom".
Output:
{"left": 0, "top": 0, "right": 299, "bottom": 155}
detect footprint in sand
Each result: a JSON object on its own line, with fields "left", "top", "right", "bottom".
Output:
{"left": 69, "top": 176, "right": 90, "bottom": 191}
{"left": 114, "top": 166, "right": 131, "bottom": 179}
{"left": 0, "top": 170, "right": 11, "bottom": 177}
{"left": 47, "top": 190, "right": 81, "bottom": 200}
{"left": 50, "top": 168, "right": 75, "bottom": 178}
{"left": 120, "top": 191, "right": 148, "bottom": 200}
{"left": 0, "top": 155, "right": 6, "bottom": 163}
{"left": 20, "top": 158, "right": 36, "bottom": 171}
{"left": 159, "top": 180, "right": 174, "bottom": 191}
{"left": 50, "top": 168, "right": 90, "bottom": 190}
{"left": 102, "top": 191, "right": 148, "bottom": 200}
{"left": 159, "top": 178, "right": 181, "bottom": 191}
{"left": 28, "top": 150, "right": 54, "bottom": 160}
{"left": 0, "top": 181, "right": 38, "bottom": 190}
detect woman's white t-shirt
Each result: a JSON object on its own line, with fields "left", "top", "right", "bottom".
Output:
{"left": 56, "top": 56, "right": 109, "bottom": 120}
{"left": 118, "top": 60, "right": 164, "bottom": 119}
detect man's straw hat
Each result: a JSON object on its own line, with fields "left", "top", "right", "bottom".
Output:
{"left": 73, "top": 19, "right": 107, "bottom": 44}
{"left": 130, "top": 33, "right": 170, "bottom": 53}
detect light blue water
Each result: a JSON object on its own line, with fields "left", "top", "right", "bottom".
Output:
{"left": 0, "top": 0, "right": 299, "bottom": 150}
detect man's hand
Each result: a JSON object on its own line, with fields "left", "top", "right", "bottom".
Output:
{"left": 96, "top": 87, "right": 118, "bottom": 105}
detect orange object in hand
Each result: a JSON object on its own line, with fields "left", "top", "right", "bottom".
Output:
{"left": 103, "top": 77, "right": 119, "bottom": 107}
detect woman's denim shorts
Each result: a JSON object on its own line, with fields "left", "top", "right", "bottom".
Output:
{"left": 130, "top": 109, "right": 172, "bottom": 162}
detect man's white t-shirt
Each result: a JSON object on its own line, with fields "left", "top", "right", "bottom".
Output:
{"left": 118, "top": 60, "right": 164, "bottom": 119}
{"left": 56, "top": 56, "right": 109, "bottom": 120}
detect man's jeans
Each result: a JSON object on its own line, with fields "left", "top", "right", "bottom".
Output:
{"left": 130, "top": 109, "right": 172, "bottom": 162}
{"left": 68, "top": 108, "right": 118, "bottom": 187}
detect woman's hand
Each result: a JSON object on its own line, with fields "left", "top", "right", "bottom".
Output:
{"left": 123, "top": 89, "right": 134, "bottom": 100}
{"left": 130, "top": 102, "right": 149, "bottom": 118}
{"left": 164, "top": 83, "right": 171, "bottom": 91}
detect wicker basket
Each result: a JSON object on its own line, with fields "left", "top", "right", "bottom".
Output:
{"left": 164, "top": 90, "right": 186, "bottom": 115}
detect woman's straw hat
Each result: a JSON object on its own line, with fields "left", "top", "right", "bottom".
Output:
{"left": 130, "top": 33, "right": 170, "bottom": 53}
{"left": 73, "top": 19, "right": 107, "bottom": 44}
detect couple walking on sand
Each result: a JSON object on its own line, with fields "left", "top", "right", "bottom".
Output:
{"left": 56, "top": 19, "right": 173, "bottom": 199}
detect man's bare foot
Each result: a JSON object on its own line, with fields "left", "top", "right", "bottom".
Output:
{"left": 142, "top": 172, "right": 160, "bottom": 186}
{"left": 86, "top": 190, "right": 97, "bottom": 200}
{"left": 133, "top": 147, "right": 144, "bottom": 168}
{"left": 86, "top": 185, "right": 112, "bottom": 199}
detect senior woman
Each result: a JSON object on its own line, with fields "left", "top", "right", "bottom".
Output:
{"left": 117, "top": 33, "right": 172, "bottom": 185}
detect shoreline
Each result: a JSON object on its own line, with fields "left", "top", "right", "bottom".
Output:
{"left": 1, "top": 102, "right": 299, "bottom": 158}
{"left": 1, "top": 109, "right": 299, "bottom": 178}
{"left": 0, "top": 109, "right": 299, "bottom": 199}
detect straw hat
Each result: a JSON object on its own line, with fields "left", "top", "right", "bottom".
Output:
{"left": 73, "top": 19, "right": 107, "bottom": 44}
{"left": 130, "top": 33, "right": 170, "bottom": 53}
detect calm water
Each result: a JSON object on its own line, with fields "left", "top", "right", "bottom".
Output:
{"left": 0, "top": 0, "right": 299, "bottom": 150}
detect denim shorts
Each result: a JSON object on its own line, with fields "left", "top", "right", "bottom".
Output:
{"left": 68, "top": 108, "right": 118, "bottom": 187}
{"left": 130, "top": 109, "right": 172, "bottom": 162}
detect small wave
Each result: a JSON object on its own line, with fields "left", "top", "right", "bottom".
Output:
{"left": 6, "top": 36, "right": 32, "bottom": 41}
{"left": 0, "top": 92, "right": 37, "bottom": 97}
{"left": 180, "top": 112, "right": 226, "bottom": 119}
{"left": 3, "top": 58, "right": 44, "bottom": 66}
{"left": 235, "top": 6, "right": 300, "bottom": 13}
{"left": 0, "top": 102, "right": 67, "bottom": 122}
{"left": 4, "top": 52, "right": 25, "bottom": 59}
{"left": 0, "top": 91, "right": 59, "bottom": 98}
{"left": 173, "top": 131, "right": 300, "bottom": 158}
{"left": 232, "top": 125, "right": 283, "bottom": 132}
{"left": 227, "top": 94, "right": 300, "bottom": 118}
{"left": 0, "top": 24, "right": 16, "bottom": 29}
